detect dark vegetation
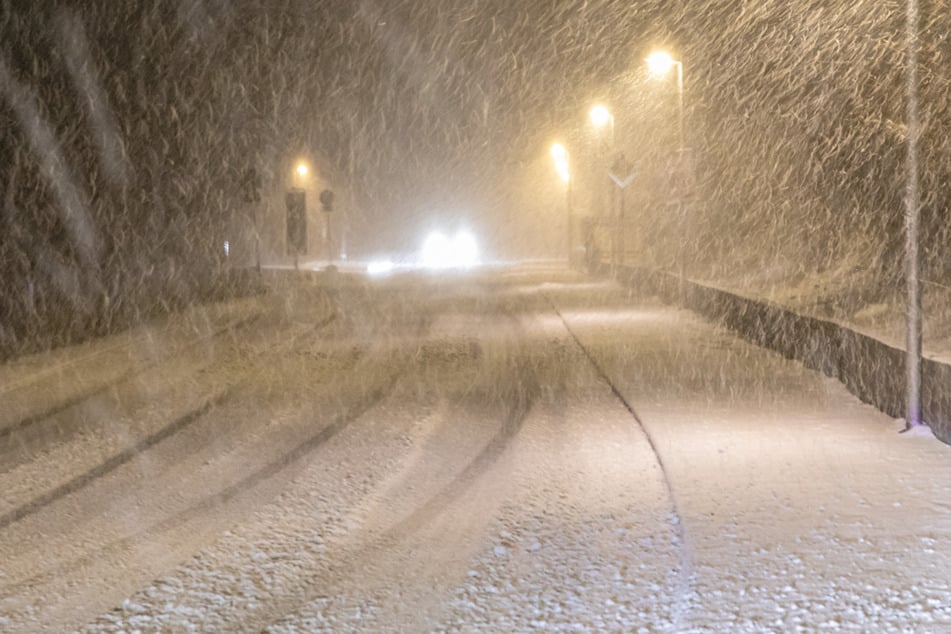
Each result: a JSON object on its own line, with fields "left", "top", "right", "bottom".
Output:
{"left": 0, "top": 1, "right": 329, "bottom": 359}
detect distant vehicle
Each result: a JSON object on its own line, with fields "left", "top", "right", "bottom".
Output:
{"left": 421, "top": 230, "right": 480, "bottom": 270}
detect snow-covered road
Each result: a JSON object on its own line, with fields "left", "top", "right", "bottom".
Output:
{"left": 1, "top": 269, "right": 949, "bottom": 632}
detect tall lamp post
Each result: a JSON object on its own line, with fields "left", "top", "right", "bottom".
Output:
{"left": 589, "top": 104, "right": 616, "bottom": 145}
{"left": 288, "top": 160, "right": 311, "bottom": 271}
{"left": 646, "top": 51, "right": 684, "bottom": 157}
{"left": 904, "top": 0, "right": 922, "bottom": 430}
{"left": 647, "top": 51, "right": 689, "bottom": 285}
{"left": 551, "top": 143, "right": 573, "bottom": 266}
{"left": 589, "top": 105, "right": 617, "bottom": 268}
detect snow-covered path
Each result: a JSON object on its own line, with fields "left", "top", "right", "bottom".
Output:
{"left": 1, "top": 269, "right": 949, "bottom": 632}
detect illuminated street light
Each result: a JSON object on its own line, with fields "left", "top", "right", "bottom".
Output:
{"left": 647, "top": 50, "right": 687, "bottom": 283}
{"left": 589, "top": 104, "right": 616, "bottom": 147}
{"left": 587, "top": 105, "right": 615, "bottom": 264}
{"left": 289, "top": 161, "right": 311, "bottom": 272}
{"left": 588, "top": 104, "right": 616, "bottom": 153}
{"left": 646, "top": 51, "right": 676, "bottom": 77}
{"left": 646, "top": 50, "right": 684, "bottom": 155}
{"left": 550, "top": 143, "right": 573, "bottom": 264}
{"left": 589, "top": 104, "right": 613, "bottom": 130}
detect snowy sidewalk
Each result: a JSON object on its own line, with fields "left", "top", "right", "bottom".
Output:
{"left": 551, "top": 282, "right": 951, "bottom": 632}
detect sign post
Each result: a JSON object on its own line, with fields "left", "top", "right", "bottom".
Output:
{"left": 286, "top": 189, "right": 307, "bottom": 270}
{"left": 320, "top": 189, "right": 335, "bottom": 266}
{"left": 608, "top": 154, "right": 635, "bottom": 273}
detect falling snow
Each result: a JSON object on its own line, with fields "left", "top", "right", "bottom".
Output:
{"left": 2, "top": 1, "right": 951, "bottom": 632}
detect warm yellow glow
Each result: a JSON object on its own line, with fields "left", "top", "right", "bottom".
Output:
{"left": 556, "top": 160, "right": 570, "bottom": 183}
{"left": 550, "top": 143, "right": 567, "bottom": 161}
{"left": 295, "top": 162, "right": 309, "bottom": 177}
{"left": 647, "top": 51, "right": 676, "bottom": 76}
{"left": 589, "top": 104, "right": 612, "bottom": 128}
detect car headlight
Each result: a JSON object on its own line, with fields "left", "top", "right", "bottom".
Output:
{"left": 421, "top": 230, "right": 480, "bottom": 269}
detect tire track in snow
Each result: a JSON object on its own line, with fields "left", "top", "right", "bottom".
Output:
{"left": 385, "top": 370, "right": 538, "bottom": 538}
{"left": 256, "top": 307, "right": 539, "bottom": 632}
{"left": 0, "top": 310, "right": 338, "bottom": 468}
{"left": 384, "top": 303, "right": 540, "bottom": 537}
{"left": 0, "top": 304, "right": 423, "bottom": 618}
{"left": 544, "top": 292, "right": 694, "bottom": 628}
{"left": 0, "top": 313, "right": 338, "bottom": 532}
{"left": 52, "top": 319, "right": 434, "bottom": 632}
{"left": 0, "top": 312, "right": 263, "bottom": 444}
{"left": 0, "top": 387, "right": 237, "bottom": 531}
{"left": 148, "top": 367, "right": 405, "bottom": 533}
{"left": 260, "top": 394, "right": 538, "bottom": 633}
{"left": 7, "top": 361, "right": 406, "bottom": 598}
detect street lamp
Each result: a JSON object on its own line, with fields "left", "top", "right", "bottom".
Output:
{"left": 904, "top": 0, "right": 922, "bottom": 429}
{"left": 588, "top": 102, "right": 615, "bottom": 197}
{"left": 589, "top": 104, "right": 611, "bottom": 127}
{"left": 648, "top": 51, "right": 688, "bottom": 287}
{"left": 288, "top": 160, "right": 312, "bottom": 271}
{"left": 550, "top": 143, "right": 573, "bottom": 265}
{"left": 588, "top": 104, "right": 616, "bottom": 145}
{"left": 646, "top": 51, "right": 684, "bottom": 156}
{"left": 588, "top": 105, "right": 620, "bottom": 269}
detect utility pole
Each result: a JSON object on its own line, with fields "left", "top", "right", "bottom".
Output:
{"left": 903, "top": 0, "right": 923, "bottom": 430}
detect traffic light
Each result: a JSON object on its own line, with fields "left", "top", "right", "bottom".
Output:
{"left": 320, "top": 189, "right": 334, "bottom": 212}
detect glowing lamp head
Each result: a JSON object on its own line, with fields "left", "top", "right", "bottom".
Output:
{"left": 589, "top": 105, "right": 612, "bottom": 128}
{"left": 647, "top": 51, "right": 676, "bottom": 76}
{"left": 295, "top": 162, "right": 309, "bottom": 178}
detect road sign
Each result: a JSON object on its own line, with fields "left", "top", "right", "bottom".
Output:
{"left": 609, "top": 154, "right": 635, "bottom": 189}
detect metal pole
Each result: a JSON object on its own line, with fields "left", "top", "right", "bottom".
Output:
{"left": 326, "top": 212, "right": 334, "bottom": 266}
{"left": 676, "top": 62, "right": 685, "bottom": 157}
{"left": 612, "top": 183, "right": 619, "bottom": 274}
{"left": 254, "top": 201, "right": 262, "bottom": 273}
{"left": 619, "top": 186, "right": 625, "bottom": 269}
{"left": 904, "top": 0, "right": 923, "bottom": 430}
{"left": 609, "top": 116, "right": 618, "bottom": 275}
{"left": 566, "top": 176, "right": 573, "bottom": 267}
{"left": 344, "top": 124, "right": 356, "bottom": 261}
{"left": 674, "top": 59, "right": 689, "bottom": 297}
